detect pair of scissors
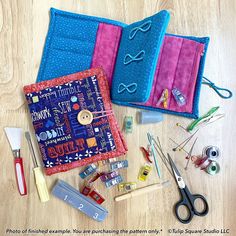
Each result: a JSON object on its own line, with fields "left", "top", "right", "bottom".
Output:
{"left": 168, "top": 154, "right": 209, "bottom": 224}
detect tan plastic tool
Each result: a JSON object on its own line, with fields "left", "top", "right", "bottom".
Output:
{"left": 25, "top": 132, "right": 50, "bottom": 202}
{"left": 114, "top": 180, "right": 170, "bottom": 202}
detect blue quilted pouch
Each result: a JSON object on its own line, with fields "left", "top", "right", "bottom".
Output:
{"left": 36, "top": 8, "right": 209, "bottom": 118}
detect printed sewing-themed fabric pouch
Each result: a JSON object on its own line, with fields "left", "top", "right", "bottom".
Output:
{"left": 23, "top": 68, "right": 127, "bottom": 175}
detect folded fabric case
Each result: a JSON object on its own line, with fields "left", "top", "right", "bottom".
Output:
{"left": 37, "top": 8, "right": 209, "bottom": 118}
{"left": 24, "top": 68, "right": 127, "bottom": 175}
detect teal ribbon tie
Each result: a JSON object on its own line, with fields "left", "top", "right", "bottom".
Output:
{"left": 124, "top": 50, "right": 145, "bottom": 65}
{"left": 118, "top": 83, "right": 137, "bottom": 94}
{"left": 202, "top": 77, "right": 233, "bottom": 99}
{"left": 129, "top": 20, "right": 152, "bottom": 40}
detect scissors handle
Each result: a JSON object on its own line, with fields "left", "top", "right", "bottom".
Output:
{"left": 175, "top": 188, "right": 209, "bottom": 224}
{"left": 191, "top": 194, "right": 209, "bottom": 216}
{"left": 175, "top": 195, "right": 195, "bottom": 224}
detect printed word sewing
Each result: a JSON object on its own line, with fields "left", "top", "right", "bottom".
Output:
{"left": 58, "top": 101, "right": 72, "bottom": 113}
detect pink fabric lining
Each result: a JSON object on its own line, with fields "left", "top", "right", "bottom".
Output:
{"left": 142, "top": 35, "right": 204, "bottom": 113}
{"left": 91, "top": 26, "right": 204, "bottom": 113}
{"left": 91, "top": 23, "right": 122, "bottom": 87}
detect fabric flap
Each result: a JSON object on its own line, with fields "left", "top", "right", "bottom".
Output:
{"left": 111, "top": 10, "right": 170, "bottom": 103}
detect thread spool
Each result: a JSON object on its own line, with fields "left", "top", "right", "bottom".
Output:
{"left": 203, "top": 146, "right": 220, "bottom": 160}
{"left": 206, "top": 161, "right": 220, "bottom": 175}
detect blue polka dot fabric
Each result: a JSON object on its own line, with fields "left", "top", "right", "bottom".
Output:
{"left": 37, "top": 8, "right": 125, "bottom": 82}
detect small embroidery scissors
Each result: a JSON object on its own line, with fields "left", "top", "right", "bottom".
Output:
{"left": 168, "top": 154, "right": 209, "bottom": 224}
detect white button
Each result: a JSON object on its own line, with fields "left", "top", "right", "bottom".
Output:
{"left": 77, "top": 110, "right": 93, "bottom": 125}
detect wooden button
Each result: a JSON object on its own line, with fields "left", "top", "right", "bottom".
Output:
{"left": 77, "top": 110, "right": 93, "bottom": 125}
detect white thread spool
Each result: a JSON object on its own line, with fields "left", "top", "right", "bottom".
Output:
{"left": 203, "top": 146, "right": 220, "bottom": 160}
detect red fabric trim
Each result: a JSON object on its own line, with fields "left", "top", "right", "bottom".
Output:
{"left": 23, "top": 67, "right": 127, "bottom": 175}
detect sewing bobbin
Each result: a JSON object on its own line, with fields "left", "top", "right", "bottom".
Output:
{"left": 206, "top": 161, "right": 220, "bottom": 175}
{"left": 203, "top": 146, "right": 220, "bottom": 160}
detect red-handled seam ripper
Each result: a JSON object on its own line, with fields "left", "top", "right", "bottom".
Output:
{"left": 140, "top": 147, "right": 152, "bottom": 163}
{"left": 4, "top": 127, "right": 27, "bottom": 196}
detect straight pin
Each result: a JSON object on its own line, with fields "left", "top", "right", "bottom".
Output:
{"left": 176, "top": 123, "right": 188, "bottom": 132}
{"left": 171, "top": 130, "right": 198, "bottom": 151}
{"left": 184, "top": 137, "right": 198, "bottom": 170}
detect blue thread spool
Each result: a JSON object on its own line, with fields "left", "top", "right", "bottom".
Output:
{"left": 138, "top": 111, "right": 163, "bottom": 124}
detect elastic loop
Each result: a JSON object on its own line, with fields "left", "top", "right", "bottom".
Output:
{"left": 124, "top": 50, "right": 145, "bottom": 65}
{"left": 129, "top": 20, "right": 152, "bottom": 40}
{"left": 202, "top": 77, "right": 233, "bottom": 99}
{"left": 118, "top": 83, "right": 137, "bottom": 94}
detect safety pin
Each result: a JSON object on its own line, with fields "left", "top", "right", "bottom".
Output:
{"left": 187, "top": 106, "right": 220, "bottom": 132}
{"left": 194, "top": 113, "right": 225, "bottom": 130}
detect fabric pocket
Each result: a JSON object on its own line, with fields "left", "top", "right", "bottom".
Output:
{"left": 140, "top": 35, "right": 205, "bottom": 113}
{"left": 37, "top": 9, "right": 99, "bottom": 82}
{"left": 43, "top": 49, "right": 93, "bottom": 80}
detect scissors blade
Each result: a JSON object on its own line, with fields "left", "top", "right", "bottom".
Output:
{"left": 167, "top": 153, "right": 185, "bottom": 189}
